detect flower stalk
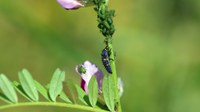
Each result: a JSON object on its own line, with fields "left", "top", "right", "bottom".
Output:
{"left": 107, "top": 39, "right": 122, "bottom": 112}
{"left": 93, "top": 0, "right": 122, "bottom": 111}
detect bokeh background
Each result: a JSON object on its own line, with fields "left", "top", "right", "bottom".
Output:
{"left": 0, "top": 0, "right": 200, "bottom": 112}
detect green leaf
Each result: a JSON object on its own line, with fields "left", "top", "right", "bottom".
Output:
{"left": 75, "top": 84, "right": 89, "bottom": 105}
{"left": 63, "top": 80, "right": 77, "bottom": 104}
{"left": 88, "top": 76, "right": 98, "bottom": 107}
{"left": 45, "top": 84, "right": 71, "bottom": 103}
{"left": 13, "top": 81, "right": 32, "bottom": 101}
{"left": 0, "top": 74, "right": 18, "bottom": 103}
{"left": 34, "top": 80, "right": 51, "bottom": 101}
{"left": 102, "top": 75, "right": 115, "bottom": 112}
{"left": 0, "top": 92, "right": 12, "bottom": 104}
{"left": 49, "top": 68, "right": 65, "bottom": 102}
{"left": 18, "top": 69, "right": 39, "bottom": 101}
{"left": 59, "top": 91, "right": 72, "bottom": 103}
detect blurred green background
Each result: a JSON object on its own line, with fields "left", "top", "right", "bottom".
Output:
{"left": 0, "top": 0, "right": 200, "bottom": 112}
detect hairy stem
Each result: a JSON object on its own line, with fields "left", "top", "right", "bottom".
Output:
{"left": 107, "top": 39, "right": 122, "bottom": 112}
{"left": 93, "top": 0, "right": 122, "bottom": 110}
{"left": 103, "top": 0, "right": 122, "bottom": 111}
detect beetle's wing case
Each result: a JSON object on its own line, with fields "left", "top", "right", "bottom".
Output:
{"left": 101, "top": 48, "right": 112, "bottom": 74}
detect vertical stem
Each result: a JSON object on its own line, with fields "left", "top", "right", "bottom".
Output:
{"left": 94, "top": 0, "right": 121, "bottom": 110}
{"left": 104, "top": 0, "right": 121, "bottom": 111}
{"left": 107, "top": 38, "right": 122, "bottom": 112}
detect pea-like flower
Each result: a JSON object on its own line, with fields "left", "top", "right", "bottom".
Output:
{"left": 57, "top": 0, "right": 85, "bottom": 10}
{"left": 76, "top": 61, "right": 103, "bottom": 94}
{"left": 76, "top": 60, "right": 124, "bottom": 97}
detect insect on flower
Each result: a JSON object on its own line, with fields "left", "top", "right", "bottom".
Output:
{"left": 76, "top": 61, "right": 103, "bottom": 94}
{"left": 101, "top": 47, "right": 112, "bottom": 74}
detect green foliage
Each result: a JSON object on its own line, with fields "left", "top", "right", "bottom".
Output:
{"left": 13, "top": 81, "right": 33, "bottom": 101}
{"left": 88, "top": 76, "right": 98, "bottom": 107}
{"left": 18, "top": 69, "right": 39, "bottom": 101}
{"left": 0, "top": 69, "right": 115, "bottom": 112}
{"left": 1, "top": 0, "right": 200, "bottom": 111}
{"left": 34, "top": 80, "right": 51, "bottom": 101}
{"left": 0, "top": 74, "right": 18, "bottom": 103}
{"left": 59, "top": 91, "right": 72, "bottom": 103}
{"left": 102, "top": 75, "right": 115, "bottom": 112}
{"left": 49, "top": 69, "right": 65, "bottom": 102}
{"left": 63, "top": 80, "right": 78, "bottom": 104}
{"left": 93, "top": 0, "right": 121, "bottom": 111}
{"left": 75, "top": 84, "right": 89, "bottom": 105}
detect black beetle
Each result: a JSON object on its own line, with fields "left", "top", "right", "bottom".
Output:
{"left": 101, "top": 47, "right": 112, "bottom": 74}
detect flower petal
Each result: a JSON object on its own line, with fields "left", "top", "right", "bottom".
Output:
{"left": 57, "top": 0, "right": 84, "bottom": 10}
{"left": 80, "top": 79, "right": 87, "bottom": 92}
{"left": 76, "top": 61, "right": 103, "bottom": 94}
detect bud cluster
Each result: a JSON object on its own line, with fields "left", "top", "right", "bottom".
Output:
{"left": 93, "top": 0, "right": 115, "bottom": 37}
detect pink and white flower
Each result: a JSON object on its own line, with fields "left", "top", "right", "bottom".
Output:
{"left": 57, "top": 0, "right": 85, "bottom": 10}
{"left": 76, "top": 60, "right": 124, "bottom": 97}
{"left": 76, "top": 61, "right": 103, "bottom": 94}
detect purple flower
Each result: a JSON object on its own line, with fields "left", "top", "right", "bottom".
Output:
{"left": 57, "top": 0, "right": 84, "bottom": 10}
{"left": 76, "top": 60, "right": 124, "bottom": 97}
{"left": 76, "top": 61, "right": 103, "bottom": 94}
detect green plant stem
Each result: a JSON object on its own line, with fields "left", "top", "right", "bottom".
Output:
{"left": 0, "top": 102, "right": 108, "bottom": 112}
{"left": 107, "top": 39, "right": 122, "bottom": 112}
{"left": 93, "top": 0, "right": 121, "bottom": 110}
{"left": 103, "top": 0, "right": 121, "bottom": 111}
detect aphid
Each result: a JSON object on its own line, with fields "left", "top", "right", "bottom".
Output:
{"left": 101, "top": 47, "right": 112, "bottom": 74}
